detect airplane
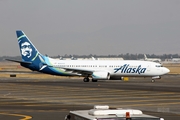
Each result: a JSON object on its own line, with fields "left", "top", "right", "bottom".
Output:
{"left": 170, "top": 56, "right": 180, "bottom": 63}
{"left": 6, "top": 30, "right": 170, "bottom": 82}
{"left": 144, "top": 54, "right": 161, "bottom": 63}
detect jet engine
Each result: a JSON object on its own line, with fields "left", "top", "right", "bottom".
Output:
{"left": 92, "top": 72, "right": 110, "bottom": 80}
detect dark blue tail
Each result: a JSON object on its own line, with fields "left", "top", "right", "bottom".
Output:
{"left": 16, "top": 31, "right": 39, "bottom": 62}
{"left": 16, "top": 30, "right": 48, "bottom": 71}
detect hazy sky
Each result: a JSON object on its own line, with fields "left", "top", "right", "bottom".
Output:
{"left": 0, "top": 0, "right": 180, "bottom": 56}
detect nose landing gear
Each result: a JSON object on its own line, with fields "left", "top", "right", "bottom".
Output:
{"left": 151, "top": 79, "right": 155, "bottom": 82}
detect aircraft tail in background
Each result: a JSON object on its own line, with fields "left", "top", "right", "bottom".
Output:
{"left": 144, "top": 54, "right": 148, "bottom": 61}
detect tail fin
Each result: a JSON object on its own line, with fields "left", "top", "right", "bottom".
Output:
{"left": 16, "top": 30, "right": 39, "bottom": 62}
{"left": 144, "top": 54, "right": 147, "bottom": 60}
{"left": 16, "top": 30, "right": 49, "bottom": 71}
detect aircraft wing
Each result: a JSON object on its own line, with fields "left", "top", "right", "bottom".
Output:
{"left": 60, "top": 67, "right": 94, "bottom": 76}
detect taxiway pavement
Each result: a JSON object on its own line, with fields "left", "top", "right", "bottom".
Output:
{"left": 0, "top": 75, "right": 179, "bottom": 120}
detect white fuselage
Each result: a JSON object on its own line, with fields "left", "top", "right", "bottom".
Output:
{"left": 47, "top": 58, "right": 169, "bottom": 77}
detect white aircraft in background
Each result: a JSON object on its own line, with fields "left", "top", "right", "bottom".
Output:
{"left": 6, "top": 31, "right": 170, "bottom": 82}
{"left": 144, "top": 54, "right": 161, "bottom": 63}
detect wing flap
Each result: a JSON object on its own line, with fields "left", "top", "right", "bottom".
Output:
{"left": 62, "top": 67, "right": 93, "bottom": 76}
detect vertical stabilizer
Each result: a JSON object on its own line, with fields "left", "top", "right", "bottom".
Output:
{"left": 144, "top": 54, "right": 147, "bottom": 61}
{"left": 16, "top": 30, "right": 48, "bottom": 71}
{"left": 16, "top": 30, "right": 39, "bottom": 62}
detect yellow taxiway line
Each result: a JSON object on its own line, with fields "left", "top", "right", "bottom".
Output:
{"left": 0, "top": 112, "right": 32, "bottom": 120}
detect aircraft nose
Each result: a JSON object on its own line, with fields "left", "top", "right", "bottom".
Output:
{"left": 164, "top": 67, "right": 170, "bottom": 74}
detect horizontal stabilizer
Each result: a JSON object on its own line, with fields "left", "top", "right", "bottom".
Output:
{"left": 6, "top": 59, "right": 32, "bottom": 64}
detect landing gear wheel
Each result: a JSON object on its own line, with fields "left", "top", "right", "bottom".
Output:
{"left": 151, "top": 79, "right": 155, "bottom": 83}
{"left": 92, "top": 79, "right": 97, "bottom": 82}
{"left": 83, "top": 77, "right": 89, "bottom": 82}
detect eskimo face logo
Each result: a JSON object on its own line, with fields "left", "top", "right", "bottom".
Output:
{"left": 21, "top": 42, "right": 32, "bottom": 58}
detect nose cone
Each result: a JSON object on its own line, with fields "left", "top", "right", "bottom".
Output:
{"left": 164, "top": 67, "right": 170, "bottom": 74}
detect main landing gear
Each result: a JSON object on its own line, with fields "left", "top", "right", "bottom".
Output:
{"left": 83, "top": 77, "right": 98, "bottom": 82}
{"left": 151, "top": 76, "right": 161, "bottom": 83}
{"left": 83, "top": 77, "right": 89, "bottom": 82}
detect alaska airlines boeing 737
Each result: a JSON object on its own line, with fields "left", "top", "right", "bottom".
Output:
{"left": 6, "top": 31, "right": 170, "bottom": 82}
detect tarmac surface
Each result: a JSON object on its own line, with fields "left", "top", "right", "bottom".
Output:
{"left": 0, "top": 75, "right": 179, "bottom": 120}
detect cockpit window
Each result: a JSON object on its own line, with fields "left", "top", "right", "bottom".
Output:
{"left": 155, "top": 65, "right": 163, "bottom": 67}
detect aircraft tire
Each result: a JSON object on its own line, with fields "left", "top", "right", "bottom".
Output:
{"left": 83, "top": 78, "right": 89, "bottom": 82}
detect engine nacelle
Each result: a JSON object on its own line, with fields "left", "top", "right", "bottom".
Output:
{"left": 92, "top": 72, "right": 110, "bottom": 80}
